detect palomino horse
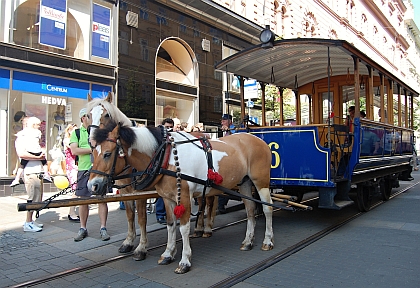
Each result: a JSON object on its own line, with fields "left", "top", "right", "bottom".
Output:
{"left": 88, "top": 121, "right": 274, "bottom": 274}
{"left": 86, "top": 93, "right": 148, "bottom": 260}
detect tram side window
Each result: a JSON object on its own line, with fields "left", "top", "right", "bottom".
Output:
{"left": 360, "top": 127, "right": 380, "bottom": 156}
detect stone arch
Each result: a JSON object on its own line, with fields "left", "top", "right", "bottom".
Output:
{"left": 155, "top": 37, "right": 199, "bottom": 127}
{"left": 156, "top": 37, "right": 198, "bottom": 86}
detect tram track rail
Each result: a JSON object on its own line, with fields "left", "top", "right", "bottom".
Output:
{"left": 11, "top": 181, "right": 419, "bottom": 288}
{"left": 211, "top": 180, "right": 420, "bottom": 288}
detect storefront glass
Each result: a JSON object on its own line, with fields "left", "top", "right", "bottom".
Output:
{"left": 4, "top": 69, "right": 111, "bottom": 176}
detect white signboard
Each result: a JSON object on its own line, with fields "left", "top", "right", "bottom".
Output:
{"left": 244, "top": 79, "right": 258, "bottom": 100}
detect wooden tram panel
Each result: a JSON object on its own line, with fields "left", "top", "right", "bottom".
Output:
{"left": 17, "top": 191, "right": 159, "bottom": 211}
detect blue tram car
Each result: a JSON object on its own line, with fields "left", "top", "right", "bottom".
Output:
{"left": 216, "top": 38, "right": 418, "bottom": 211}
{"left": 246, "top": 119, "right": 413, "bottom": 211}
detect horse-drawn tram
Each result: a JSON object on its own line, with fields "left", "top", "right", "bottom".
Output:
{"left": 215, "top": 38, "right": 418, "bottom": 212}
{"left": 17, "top": 39, "right": 418, "bottom": 275}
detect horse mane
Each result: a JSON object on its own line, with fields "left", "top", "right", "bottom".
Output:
{"left": 93, "top": 120, "right": 163, "bottom": 158}
{"left": 86, "top": 97, "right": 133, "bottom": 127}
{"left": 93, "top": 120, "right": 137, "bottom": 146}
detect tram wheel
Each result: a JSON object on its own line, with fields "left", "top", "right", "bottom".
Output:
{"left": 381, "top": 178, "right": 392, "bottom": 201}
{"left": 356, "top": 185, "right": 372, "bottom": 212}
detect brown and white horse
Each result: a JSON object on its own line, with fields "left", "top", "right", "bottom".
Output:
{"left": 88, "top": 119, "right": 274, "bottom": 273}
{"left": 85, "top": 93, "right": 214, "bottom": 261}
{"left": 86, "top": 94, "right": 148, "bottom": 260}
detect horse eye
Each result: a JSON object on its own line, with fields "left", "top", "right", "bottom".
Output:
{"left": 104, "top": 152, "right": 112, "bottom": 159}
{"left": 105, "top": 114, "right": 110, "bottom": 118}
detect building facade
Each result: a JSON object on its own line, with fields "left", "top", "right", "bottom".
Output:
{"left": 116, "top": 0, "right": 263, "bottom": 130}
{"left": 0, "top": 0, "right": 118, "bottom": 194}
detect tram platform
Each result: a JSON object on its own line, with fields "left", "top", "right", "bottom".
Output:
{"left": 0, "top": 172, "right": 419, "bottom": 287}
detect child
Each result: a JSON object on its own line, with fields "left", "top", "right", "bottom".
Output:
{"left": 11, "top": 117, "right": 51, "bottom": 187}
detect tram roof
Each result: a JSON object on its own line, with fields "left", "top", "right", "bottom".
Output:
{"left": 215, "top": 38, "right": 419, "bottom": 96}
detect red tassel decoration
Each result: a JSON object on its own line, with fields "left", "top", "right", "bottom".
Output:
{"left": 174, "top": 204, "right": 186, "bottom": 219}
{"left": 208, "top": 169, "right": 223, "bottom": 185}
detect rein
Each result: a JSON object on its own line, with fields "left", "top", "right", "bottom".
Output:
{"left": 160, "top": 169, "right": 294, "bottom": 211}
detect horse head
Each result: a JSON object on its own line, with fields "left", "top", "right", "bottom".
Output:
{"left": 88, "top": 121, "right": 137, "bottom": 196}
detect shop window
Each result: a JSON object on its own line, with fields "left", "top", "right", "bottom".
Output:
{"left": 12, "top": 0, "right": 84, "bottom": 58}
{"left": 7, "top": 90, "right": 87, "bottom": 176}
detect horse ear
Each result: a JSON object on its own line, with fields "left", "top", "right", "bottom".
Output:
{"left": 106, "top": 92, "right": 113, "bottom": 103}
{"left": 110, "top": 123, "right": 120, "bottom": 138}
{"left": 87, "top": 93, "right": 93, "bottom": 102}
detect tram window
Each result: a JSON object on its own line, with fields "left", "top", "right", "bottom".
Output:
{"left": 321, "top": 92, "right": 333, "bottom": 123}
{"left": 300, "top": 94, "right": 311, "bottom": 125}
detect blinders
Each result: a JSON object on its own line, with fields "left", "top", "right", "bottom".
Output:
{"left": 90, "top": 136, "right": 129, "bottom": 195}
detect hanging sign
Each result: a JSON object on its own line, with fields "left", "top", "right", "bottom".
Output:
{"left": 39, "top": 0, "right": 67, "bottom": 49}
{"left": 92, "top": 4, "right": 110, "bottom": 59}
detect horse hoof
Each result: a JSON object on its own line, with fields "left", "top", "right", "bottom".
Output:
{"left": 133, "top": 251, "right": 147, "bottom": 261}
{"left": 191, "top": 231, "right": 203, "bottom": 238}
{"left": 261, "top": 243, "right": 274, "bottom": 251}
{"left": 158, "top": 256, "right": 174, "bottom": 265}
{"left": 240, "top": 243, "right": 253, "bottom": 251}
{"left": 202, "top": 232, "right": 213, "bottom": 238}
{"left": 118, "top": 245, "right": 134, "bottom": 253}
{"left": 174, "top": 264, "right": 190, "bottom": 274}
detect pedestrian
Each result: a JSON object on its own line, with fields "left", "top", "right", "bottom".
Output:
{"left": 345, "top": 106, "right": 355, "bottom": 132}
{"left": 180, "top": 122, "right": 188, "bottom": 131}
{"left": 11, "top": 117, "right": 51, "bottom": 187}
{"left": 155, "top": 118, "right": 175, "bottom": 225}
{"left": 71, "top": 108, "right": 110, "bottom": 241}
{"left": 220, "top": 114, "right": 235, "bottom": 136}
{"left": 15, "top": 116, "right": 46, "bottom": 232}
{"left": 218, "top": 114, "right": 236, "bottom": 213}
{"left": 63, "top": 123, "right": 80, "bottom": 222}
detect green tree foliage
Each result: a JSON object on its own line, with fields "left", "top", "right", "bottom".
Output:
{"left": 255, "top": 84, "right": 296, "bottom": 120}
{"left": 121, "top": 69, "right": 145, "bottom": 118}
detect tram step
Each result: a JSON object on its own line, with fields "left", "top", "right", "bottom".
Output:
{"left": 334, "top": 177, "right": 349, "bottom": 183}
{"left": 334, "top": 200, "right": 354, "bottom": 208}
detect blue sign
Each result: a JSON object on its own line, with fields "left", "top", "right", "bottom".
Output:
{"left": 0, "top": 69, "right": 10, "bottom": 89}
{"left": 91, "top": 84, "right": 112, "bottom": 98}
{"left": 250, "top": 116, "right": 258, "bottom": 124}
{"left": 39, "top": 0, "right": 67, "bottom": 49}
{"left": 92, "top": 4, "right": 110, "bottom": 59}
{"left": 12, "top": 71, "right": 89, "bottom": 99}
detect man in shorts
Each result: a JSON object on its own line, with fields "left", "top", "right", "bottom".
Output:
{"left": 70, "top": 108, "right": 110, "bottom": 241}
{"left": 15, "top": 116, "right": 46, "bottom": 232}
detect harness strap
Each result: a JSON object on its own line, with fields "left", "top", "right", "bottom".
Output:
{"left": 159, "top": 169, "right": 294, "bottom": 211}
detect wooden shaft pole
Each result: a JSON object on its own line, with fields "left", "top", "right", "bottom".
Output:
{"left": 18, "top": 191, "right": 159, "bottom": 212}
{"left": 271, "top": 196, "right": 312, "bottom": 210}
{"left": 270, "top": 193, "right": 297, "bottom": 201}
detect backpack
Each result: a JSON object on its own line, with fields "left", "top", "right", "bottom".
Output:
{"left": 74, "top": 128, "right": 80, "bottom": 165}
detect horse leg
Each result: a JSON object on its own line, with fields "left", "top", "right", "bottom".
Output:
{"left": 119, "top": 200, "right": 136, "bottom": 253}
{"left": 133, "top": 199, "right": 148, "bottom": 261}
{"left": 158, "top": 198, "right": 177, "bottom": 266}
{"left": 174, "top": 194, "right": 193, "bottom": 274}
{"left": 202, "top": 196, "right": 217, "bottom": 238}
{"left": 238, "top": 180, "right": 257, "bottom": 251}
{"left": 256, "top": 186, "right": 274, "bottom": 251}
{"left": 192, "top": 196, "right": 204, "bottom": 238}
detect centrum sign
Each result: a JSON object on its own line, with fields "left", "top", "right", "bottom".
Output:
{"left": 42, "top": 83, "right": 68, "bottom": 93}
